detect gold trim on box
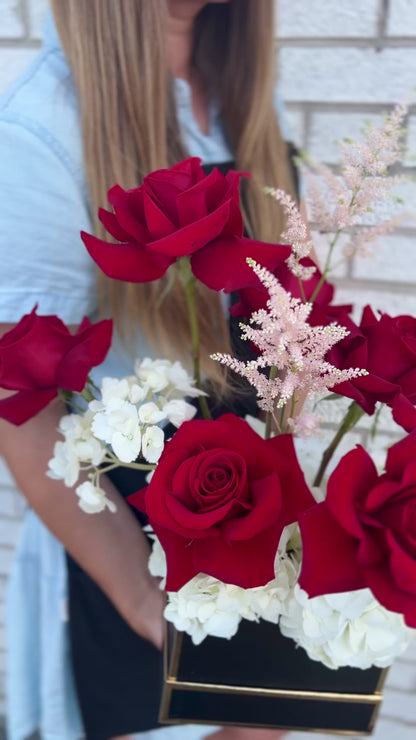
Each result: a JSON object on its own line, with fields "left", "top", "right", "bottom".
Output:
{"left": 159, "top": 681, "right": 380, "bottom": 736}
{"left": 165, "top": 677, "right": 383, "bottom": 703}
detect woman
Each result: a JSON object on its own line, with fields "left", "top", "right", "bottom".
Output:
{"left": 0, "top": 0, "right": 296, "bottom": 738}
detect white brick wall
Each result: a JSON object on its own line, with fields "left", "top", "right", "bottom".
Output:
{"left": 0, "top": 0, "right": 415, "bottom": 736}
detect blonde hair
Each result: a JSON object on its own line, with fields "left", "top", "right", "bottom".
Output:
{"left": 51, "top": 0, "right": 295, "bottom": 383}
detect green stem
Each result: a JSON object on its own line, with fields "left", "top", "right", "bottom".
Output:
{"left": 104, "top": 453, "right": 156, "bottom": 472}
{"left": 80, "top": 387, "right": 95, "bottom": 403}
{"left": 265, "top": 366, "right": 278, "bottom": 439}
{"left": 313, "top": 400, "right": 365, "bottom": 488}
{"left": 178, "top": 258, "right": 212, "bottom": 420}
{"left": 87, "top": 376, "right": 101, "bottom": 394}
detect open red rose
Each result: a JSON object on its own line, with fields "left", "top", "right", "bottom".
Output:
{"left": 0, "top": 307, "right": 112, "bottom": 425}
{"left": 128, "top": 413, "right": 314, "bottom": 591}
{"left": 299, "top": 432, "right": 416, "bottom": 627}
{"left": 328, "top": 306, "right": 416, "bottom": 414}
{"left": 82, "top": 157, "right": 290, "bottom": 292}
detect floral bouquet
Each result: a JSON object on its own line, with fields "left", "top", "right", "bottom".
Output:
{"left": 1, "top": 103, "right": 415, "bottom": 733}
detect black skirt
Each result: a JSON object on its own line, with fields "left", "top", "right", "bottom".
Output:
{"left": 66, "top": 466, "right": 165, "bottom": 739}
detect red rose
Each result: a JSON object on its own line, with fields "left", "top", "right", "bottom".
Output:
{"left": 299, "top": 432, "right": 416, "bottom": 627}
{"left": 82, "top": 157, "right": 290, "bottom": 292}
{"left": 0, "top": 307, "right": 112, "bottom": 425}
{"left": 329, "top": 306, "right": 416, "bottom": 414}
{"left": 129, "top": 413, "right": 314, "bottom": 591}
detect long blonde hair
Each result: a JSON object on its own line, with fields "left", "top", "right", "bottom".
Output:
{"left": 51, "top": 0, "right": 295, "bottom": 381}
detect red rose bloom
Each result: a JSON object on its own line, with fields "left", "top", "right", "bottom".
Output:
{"left": 0, "top": 307, "right": 112, "bottom": 425}
{"left": 329, "top": 306, "right": 416, "bottom": 414}
{"left": 82, "top": 157, "right": 290, "bottom": 292}
{"left": 299, "top": 432, "right": 416, "bottom": 627}
{"left": 129, "top": 413, "right": 314, "bottom": 591}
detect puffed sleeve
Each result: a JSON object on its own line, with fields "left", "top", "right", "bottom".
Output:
{"left": 0, "top": 119, "right": 97, "bottom": 325}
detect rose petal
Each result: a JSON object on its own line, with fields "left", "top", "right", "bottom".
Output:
{"left": 0, "top": 388, "right": 57, "bottom": 425}
{"left": 299, "top": 504, "right": 365, "bottom": 597}
{"left": 81, "top": 231, "right": 174, "bottom": 282}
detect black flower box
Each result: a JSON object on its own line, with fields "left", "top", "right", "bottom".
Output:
{"left": 160, "top": 620, "right": 387, "bottom": 734}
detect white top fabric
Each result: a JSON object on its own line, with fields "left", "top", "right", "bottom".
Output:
{"left": 1, "top": 12, "right": 291, "bottom": 740}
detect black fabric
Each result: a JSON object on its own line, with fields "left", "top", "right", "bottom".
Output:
{"left": 66, "top": 152, "right": 301, "bottom": 738}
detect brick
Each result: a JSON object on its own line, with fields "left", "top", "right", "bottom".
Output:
{"left": 308, "top": 112, "right": 384, "bottom": 164}
{"left": 387, "top": 0, "right": 416, "bottom": 36}
{"left": 0, "top": 47, "right": 37, "bottom": 91}
{"left": 0, "top": 520, "right": 22, "bottom": 549}
{"left": 0, "top": 0, "right": 24, "bottom": 38}
{"left": 279, "top": 48, "right": 416, "bottom": 103}
{"left": 352, "top": 234, "right": 416, "bottom": 282}
{"left": 381, "top": 684, "right": 416, "bottom": 723}
{"left": 283, "top": 107, "right": 305, "bottom": 149}
{"left": 356, "top": 403, "right": 402, "bottom": 435}
{"left": 0, "top": 549, "right": 14, "bottom": 577}
{"left": 0, "top": 487, "right": 25, "bottom": 519}
{"left": 362, "top": 431, "right": 403, "bottom": 471}
{"left": 393, "top": 179, "right": 416, "bottom": 229}
{"left": 277, "top": 0, "right": 379, "bottom": 38}
{"left": 387, "top": 657, "right": 416, "bottom": 691}
{"left": 28, "top": 0, "right": 49, "bottom": 39}
{"left": 334, "top": 283, "right": 416, "bottom": 318}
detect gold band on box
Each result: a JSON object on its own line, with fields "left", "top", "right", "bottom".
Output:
{"left": 160, "top": 621, "right": 388, "bottom": 734}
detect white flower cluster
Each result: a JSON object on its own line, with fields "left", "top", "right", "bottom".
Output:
{"left": 280, "top": 585, "right": 416, "bottom": 670}
{"left": 150, "top": 522, "right": 415, "bottom": 668}
{"left": 148, "top": 531, "right": 299, "bottom": 645}
{"left": 90, "top": 358, "right": 202, "bottom": 464}
{"left": 47, "top": 358, "right": 204, "bottom": 513}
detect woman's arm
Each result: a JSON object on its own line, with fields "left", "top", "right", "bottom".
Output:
{"left": 0, "top": 330, "right": 165, "bottom": 648}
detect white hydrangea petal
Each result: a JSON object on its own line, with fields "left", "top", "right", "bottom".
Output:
{"left": 101, "top": 377, "right": 130, "bottom": 405}
{"left": 148, "top": 538, "right": 167, "bottom": 581}
{"left": 204, "top": 611, "right": 241, "bottom": 640}
{"left": 91, "top": 412, "right": 113, "bottom": 444}
{"left": 162, "top": 399, "right": 197, "bottom": 428}
{"left": 129, "top": 384, "right": 148, "bottom": 404}
{"left": 138, "top": 402, "right": 166, "bottom": 425}
{"left": 75, "top": 481, "right": 116, "bottom": 515}
{"left": 112, "top": 429, "right": 141, "bottom": 463}
{"left": 47, "top": 440, "right": 80, "bottom": 487}
{"left": 142, "top": 426, "right": 165, "bottom": 463}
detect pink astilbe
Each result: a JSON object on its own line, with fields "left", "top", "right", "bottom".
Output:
{"left": 212, "top": 260, "right": 367, "bottom": 415}
{"left": 300, "top": 101, "right": 408, "bottom": 274}
{"left": 343, "top": 214, "right": 406, "bottom": 259}
{"left": 265, "top": 187, "right": 316, "bottom": 280}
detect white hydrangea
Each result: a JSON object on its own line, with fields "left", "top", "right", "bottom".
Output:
{"left": 75, "top": 481, "right": 116, "bottom": 514}
{"left": 92, "top": 399, "right": 141, "bottom": 463}
{"left": 280, "top": 585, "right": 416, "bottom": 669}
{"left": 134, "top": 357, "right": 206, "bottom": 398}
{"left": 47, "top": 411, "right": 105, "bottom": 486}
{"left": 134, "top": 358, "right": 172, "bottom": 393}
{"left": 148, "top": 532, "right": 299, "bottom": 644}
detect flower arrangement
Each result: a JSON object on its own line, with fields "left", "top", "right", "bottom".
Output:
{"left": 1, "top": 103, "right": 416, "bottom": 683}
